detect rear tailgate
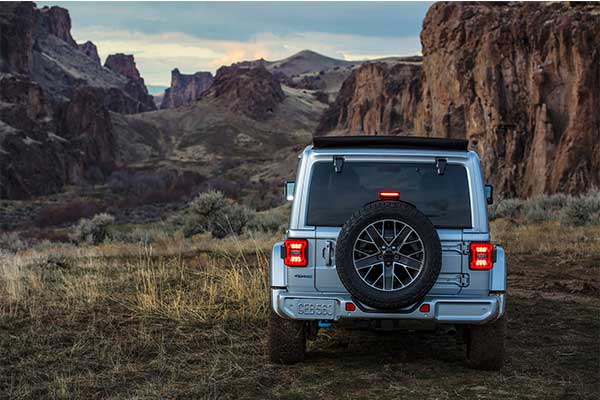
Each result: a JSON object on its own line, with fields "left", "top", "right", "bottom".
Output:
{"left": 314, "top": 227, "right": 464, "bottom": 294}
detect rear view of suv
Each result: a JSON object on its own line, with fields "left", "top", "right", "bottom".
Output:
{"left": 269, "top": 136, "right": 506, "bottom": 370}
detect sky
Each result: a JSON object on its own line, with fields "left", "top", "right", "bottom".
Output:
{"left": 41, "top": 2, "right": 432, "bottom": 87}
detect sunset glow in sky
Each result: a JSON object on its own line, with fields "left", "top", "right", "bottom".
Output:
{"left": 41, "top": 2, "right": 431, "bottom": 86}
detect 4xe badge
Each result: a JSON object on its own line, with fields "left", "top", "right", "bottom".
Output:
{"left": 294, "top": 274, "right": 312, "bottom": 279}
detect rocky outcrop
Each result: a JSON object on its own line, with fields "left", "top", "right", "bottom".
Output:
{"left": 105, "top": 53, "right": 141, "bottom": 81}
{"left": 0, "top": 2, "right": 146, "bottom": 199}
{"left": 78, "top": 41, "right": 101, "bottom": 65}
{"left": 316, "top": 62, "right": 421, "bottom": 135}
{"left": 104, "top": 53, "right": 156, "bottom": 112}
{"left": 59, "top": 86, "right": 116, "bottom": 170}
{"left": 39, "top": 6, "right": 77, "bottom": 47}
{"left": 319, "top": 2, "right": 599, "bottom": 197}
{"left": 160, "top": 68, "right": 213, "bottom": 109}
{"left": 416, "top": 2, "right": 599, "bottom": 197}
{"left": 0, "top": 2, "right": 35, "bottom": 75}
{"left": 0, "top": 74, "right": 73, "bottom": 199}
{"left": 203, "top": 65, "right": 285, "bottom": 120}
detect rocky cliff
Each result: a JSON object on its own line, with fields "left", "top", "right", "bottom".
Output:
{"left": 316, "top": 61, "right": 421, "bottom": 135}
{"left": 160, "top": 68, "right": 213, "bottom": 109}
{"left": 104, "top": 53, "right": 156, "bottom": 112}
{"left": 0, "top": 2, "right": 154, "bottom": 199}
{"left": 39, "top": 6, "right": 77, "bottom": 47}
{"left": 318, "top": 2, "right": 600, "bottom": 197}
{"left": 417, "top": 2, "right": 599, "bottom": 196}
{"left": 78, "top": 40, "right": 101, "bottom": 65}
{"left": 203, "top": 65, "right": 285, "bottom": 120}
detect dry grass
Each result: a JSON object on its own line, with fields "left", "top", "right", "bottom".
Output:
{"left": 0, "top": 222, "right": 598, "bottom": 399}
{"left": 491, "top": 219, "right": 600, "bottom": 257}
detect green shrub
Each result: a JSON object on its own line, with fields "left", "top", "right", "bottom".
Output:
{"left": 185, "top": 191, "right": 254, "bottom": 238}
{"left": 70, "top": 213, "right": 115, "bottom": 244}
{"left": 0, "top": 231, "right": 27, "bottom": 253}
{"left": 560, "top": 196, "right": 600, "bottom": 227}
{"left": 247, "top": 208, "right": 288, "bottom": 233}
{"left": 493, "top": 198, "right": 525, "bottom": 220}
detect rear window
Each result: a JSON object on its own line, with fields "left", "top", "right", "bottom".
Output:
{"left": 306, "top": 161, "right": 471, "bottom": 228}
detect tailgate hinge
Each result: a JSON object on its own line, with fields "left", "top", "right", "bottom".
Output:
{"left": 460, "top": 274, "right": 470, "bottom": 287}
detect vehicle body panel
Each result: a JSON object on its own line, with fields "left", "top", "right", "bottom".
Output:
{"left": 271, "top": 144, "right": 506, "bottom": 324}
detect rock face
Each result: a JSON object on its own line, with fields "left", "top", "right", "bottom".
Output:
{"left": 104, "top": 53, "right": 156, "bottom": 112}
{"left": 319, "top": 2, "right": 600, "bottom": 197}
{"left": 78, "top": 41, "right": 101, "bottom": 65}
{"left": 0, "top": 2, "right": 155, "bottom": 199}
{"left": 204, "top": 65, "right": 285, "bottom": 120}
{"left": 417, "top": 2, "right": 599, "bottom": 197}
{"left": 0, "top": 2, "right": 35, "bottom": 75}
{"left": 316, "top": 62, "right": 421, "bottom": 135}
{"left": 160, "top": 68, "right": 213, "bottom": 109}
{"left": 39, "top": 6, "right": 77, "bottom": 47}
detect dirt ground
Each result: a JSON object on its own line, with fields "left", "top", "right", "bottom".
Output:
{"left": 1, "top": 227, "right": 599, "bottom": 399}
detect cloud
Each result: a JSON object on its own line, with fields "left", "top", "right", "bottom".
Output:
{"left": 73, "top": 27, "right": 422, "bottom": 86}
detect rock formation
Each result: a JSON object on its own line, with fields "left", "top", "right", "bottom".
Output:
{"left": 203, "top": 65, "right": 285, "bottom": 120}
{"left": 78, "top": 41, "right": 101, "bottom": 65}
{"left": 0, "top": 2, "right": 35, "bottom": 75}
{"left": 0, "top": 2, "right": 154, "bottom": 199}
{"left": 39, "top": 6, "right": 77, "bottom": 47}
{"left": 160, "top": 68, "right": 213, "bottom": 109}
{"left": 316, "top": 62, "right": 421, "bottom": 135}
{"left": 104, "top": 53, "right": 156, "bottom": 112}
{"left": 318, "top": 2, "right": 600, "bottom": 197}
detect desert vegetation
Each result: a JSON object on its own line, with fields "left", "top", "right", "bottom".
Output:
{"left": 0, "top": 192, "right": 598, "bottom": 399}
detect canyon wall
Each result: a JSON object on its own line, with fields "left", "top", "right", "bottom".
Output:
{"left": 160, "top": 68, "right": 213, "bottom": 109}
{"left": 318, "top": 2, "right": 599, "bottom": 197}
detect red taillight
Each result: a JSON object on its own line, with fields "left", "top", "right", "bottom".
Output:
{"left": 379, "top": 191, "right": 400, "bottom": 200}
{"left": 469, "top": 242, "right": 494, "bottom": 270}
{"left": 283, "top": 239, "right": 308, "bottom": 267}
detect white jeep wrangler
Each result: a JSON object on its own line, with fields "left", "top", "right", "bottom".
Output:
{"left": 269, "top": 136, "right": 506, "bottom": 370}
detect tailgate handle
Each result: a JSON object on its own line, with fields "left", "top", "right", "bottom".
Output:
{"left": 322, "top": 241, "right": 334, "bottom": 266}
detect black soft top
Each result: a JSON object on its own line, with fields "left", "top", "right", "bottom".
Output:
{"left": 312, "top": 136, "right": 469, "bottom": 151}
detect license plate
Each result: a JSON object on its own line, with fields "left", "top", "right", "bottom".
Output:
{"left": 294, "top": 299, "right": 336, "bottom": 319}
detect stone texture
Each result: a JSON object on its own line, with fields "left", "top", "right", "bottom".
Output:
{"left": 203, "top": 65, "right": 285, "bottom": 120}
{"left": 0, "top": 3, "right": 133, "bottom": 199}
{"left": 316, "top": 62, "right": 421, "bottom": 135}
{"left": 0, "top": 2, "right": 35, "bottom": 75}
{"left": 39, "top": 6, "right": 77, "bottom": 47}
{"left": 416, "top": 2, "right": 600, "bottom": 197}
{"left": 104, "top": 53, "right": 156, "bottom": 112}
{"left": 160, "top": 68, "right": 213, "bottom": 109}
{"left": 78, "top": 40, "right": 101, "bottom": 65}
{"left": 318, "top": 2, "right": 600, "bottom": 197}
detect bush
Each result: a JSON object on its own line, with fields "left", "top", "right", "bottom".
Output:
{"left": 493, "top": 198, "right": 525, "bottom": 221}
{"left": 491, "top": 191, "right": 600, "bottom": 225}
{"left": 185, "top": 191, "right": 254, "bottom": 238}
{"left": 70, "top": 213, "right": 115, "bottom": 244}
{"left": 0, "top": 231, "right": 27, "bottom": 253}
{"left": 560, "top": 196, "right": 600, "bottom": 227}
{"left": 247, "top": 208, "right": 288, "bottom": 233}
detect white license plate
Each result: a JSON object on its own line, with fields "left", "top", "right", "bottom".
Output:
{"left": 295, "top": 299, "right": 335, "bottom": 319}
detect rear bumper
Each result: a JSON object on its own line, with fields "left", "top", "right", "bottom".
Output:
{"left": 271, "top": 289, "right": 505, "bottom": 324}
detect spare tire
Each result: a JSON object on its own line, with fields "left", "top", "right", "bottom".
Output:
{"left": 335, "top": 201, "right": 441, "bottom": 310}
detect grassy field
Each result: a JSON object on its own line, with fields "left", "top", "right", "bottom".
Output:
{"left": 1, "top": 221, "right": 599, "bottom": 399}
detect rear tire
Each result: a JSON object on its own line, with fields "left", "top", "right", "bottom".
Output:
{"left": 465, "top": 316, "right": 506, "bottom": 370}
{"left": 268, "top": 308, "right": 306, "bottom": 364}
